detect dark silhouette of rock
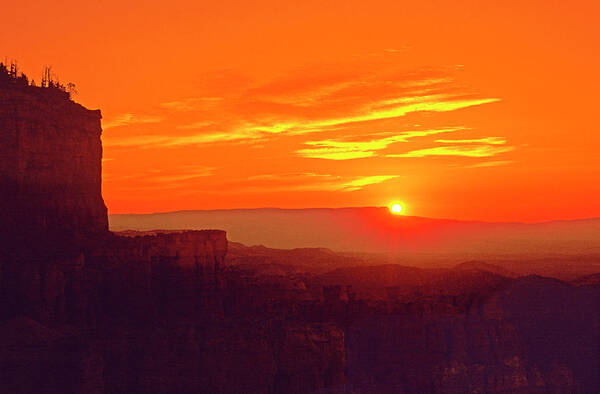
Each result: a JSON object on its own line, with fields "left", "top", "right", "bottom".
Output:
{"left": 0, "top": 316, "right": 104, "bottom": 394}
{"left": 0, "top": 83, "right": 107, "bottom": 241}
{"left": 454, "top": 260, "right": 518, "bottom": 277}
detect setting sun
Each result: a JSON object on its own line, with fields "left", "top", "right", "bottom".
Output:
{"left": 390, "top": 203, "right": 404, "bottom": 214}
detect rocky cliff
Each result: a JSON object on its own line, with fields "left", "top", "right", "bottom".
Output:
{"left": 0, "top": 84, "right": 107, "bottom": 240}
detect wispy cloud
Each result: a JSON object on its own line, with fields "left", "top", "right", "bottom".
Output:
{"left": 297, "top": 127, "right": 463, "bottom": 160}
{"left": 435, "top": 137, "right": 506, "bottom": 145}
{"left": 160, "top": 97, "right": 223, "bottom": 111}
{"left": 225, "top": 172, "right": 398, "bottom": 193}
{"left": 236, "top": 94, "right": 498, "bottom": 137}
{"left": 150, "top": 166, "right": 214, "bottom": 182}
{"left": 102, "top": 113, "right": 162, "bottom": 129}
{"left": 340, "top": 175, "right": 398, "bottom": 191}
{"left": 388, "top": 145, "right": 514, "bottom": 158}
{"left": 104, "top": 165, "right": 214, "bottom": 186}
{"left": 105, "top": 68, "right": 501, "bottom": 150}
{"left": 103, "top": 130, "right": 262, "bottom": 148}
{"left": 389, "top": 135, "right": 514, "bottom": 158}
{"left": 463, "top": 160, "right": 514, "bottom": 168}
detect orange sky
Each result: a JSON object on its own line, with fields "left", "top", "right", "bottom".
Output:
{"left": 3, "top": 0, "right": 599, "bottom": 221}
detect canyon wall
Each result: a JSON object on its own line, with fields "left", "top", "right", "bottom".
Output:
{"left": 0, "top": 82, "right": 230, "bottom": 326}
{"left": 0, "top": 85, "right": 107, "bottom": 239}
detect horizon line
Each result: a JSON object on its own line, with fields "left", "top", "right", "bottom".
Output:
{"left": 107, "top": 207, "right": 600, "bottom": 226}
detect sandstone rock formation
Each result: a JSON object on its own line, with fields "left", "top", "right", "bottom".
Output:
{"left": 0, "top": 84, "right": 107, "bottom": 240}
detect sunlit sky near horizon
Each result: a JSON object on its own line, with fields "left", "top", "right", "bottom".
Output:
{"left": 3, "top": 0, "right": 599, "bottom": 221}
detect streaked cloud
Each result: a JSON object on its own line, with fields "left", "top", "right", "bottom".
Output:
{"left": 260, "top": 81, "right": 356, "bottom": 107}
{"left": 340, "top": 175, "right": 398, "bottom": 191}
{"left": 226, "top": 172, "right": 398, "bottom": 193}
{"left": 435, "top": 137, "right": 506, "bottom": 145}
{"left": 246, "top": 172, "right": 331, "bottom": 181}
{"left": 236, "top": 94, "right": 498, "bottom": 137}
{"left": 297, "top": 149, "right": 376, "bottom": 160}
{"left": 101, "top": 64, "right": 509, "bottom": 207}
{"left": 150, "top": 167, "right": 214, "bottom": 182}
{"left": 297, "top": 127, "right": 463, "bottom": 160}
{"left": 388, "top": 145, "right": 514, "bottom": 158}
{"left": 160, "top": 97, "right": 223, "bottom": 111}
{"left": 103, "top": 130, "right": 262, "bottom": 148}
{"left": 463, "top": 160, "right": 515, "bottom": 168}
{"left": 106, "top": 69, "right": 500, "bottom": 147}
{"left": 389, "top": 135, "right": 514, "bottom": 158}
{"left": 102, "top": 113, "right": 162, "bottom": 129}
{"left": 161, "top": 130, "right": 264, "bottom": 146}
{"left": 104, "top": 165, "right": 214, "bottom": 186}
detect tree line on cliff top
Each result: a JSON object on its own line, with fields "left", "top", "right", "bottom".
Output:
{"left": 0, "top": 60, "right": 77, "bottom": 97}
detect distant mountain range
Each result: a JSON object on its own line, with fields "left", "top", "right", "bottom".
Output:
{"left": 109, "top": 207, "right": 600, "bottom": 256}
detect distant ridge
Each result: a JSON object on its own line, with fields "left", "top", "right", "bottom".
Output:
{"left": 110, "top": 208, "right": 600, "bottom": 255}
{"left": 114, "top": 206, "right": 600, "bottom": 225}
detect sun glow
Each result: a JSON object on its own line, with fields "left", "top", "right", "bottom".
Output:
{"left": 390, "top": 203, "right": 404, "bottom": 214}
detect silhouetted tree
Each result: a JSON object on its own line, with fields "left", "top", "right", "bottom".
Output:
{"left": 1, "top": 60, "right": 77, "bottom": 96}
{"left": 0, "top": 62, "right": 9, "bottom": 82}
{"left": 9, "top": 61, "right": 17, "bottom": 79}
{"left": 67, "top": 82, "right": 77, "bottom": 97}
{"left": 42, "top": 66, "right": 52, "bottom": 88}
{"left": 16, "top": 72, "right": 28, "bottom": 86}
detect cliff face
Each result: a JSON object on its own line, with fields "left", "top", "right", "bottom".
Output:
{"left": 0, "top": 230, "right": 228, "bottom": 325}
{"left": 0, "top": 83, "right": 231, "bottom": 325}
{"left": 0, "top": 85, "right": 108, "bottom": 239}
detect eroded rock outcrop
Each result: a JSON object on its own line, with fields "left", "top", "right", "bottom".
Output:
{"left": 0, "top": 84, "right": 107, "bottom": 240}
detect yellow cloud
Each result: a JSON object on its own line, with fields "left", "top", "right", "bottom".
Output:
{"left": 243, "top": 95, "right": 499, "bottom": 136}
{"left": 163, "top": 131, "right": 263, "bottom": 146}
{"left": 388, "top": 145, "right": 514, "bottom": 158}
{"left": 225, "top": 173, "right": 398, "bottom": 193}
{"left": 296, "top": 148, "right": 376, "bottom": 160}
{"left": 297, "top": 127, "right": 463, "bottom": 160}
{"left": 435, "top": 137, "right": 506, "bottom": 145}
{"left": 340, "top": 175, "right": 398, "bottom": 191}
{"left": 108, "top": 73, "right": 499, "bottom": 148}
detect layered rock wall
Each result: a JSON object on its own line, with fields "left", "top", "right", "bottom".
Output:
{"left": 0, "top": 85, "right": 107, "bottom": 239}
